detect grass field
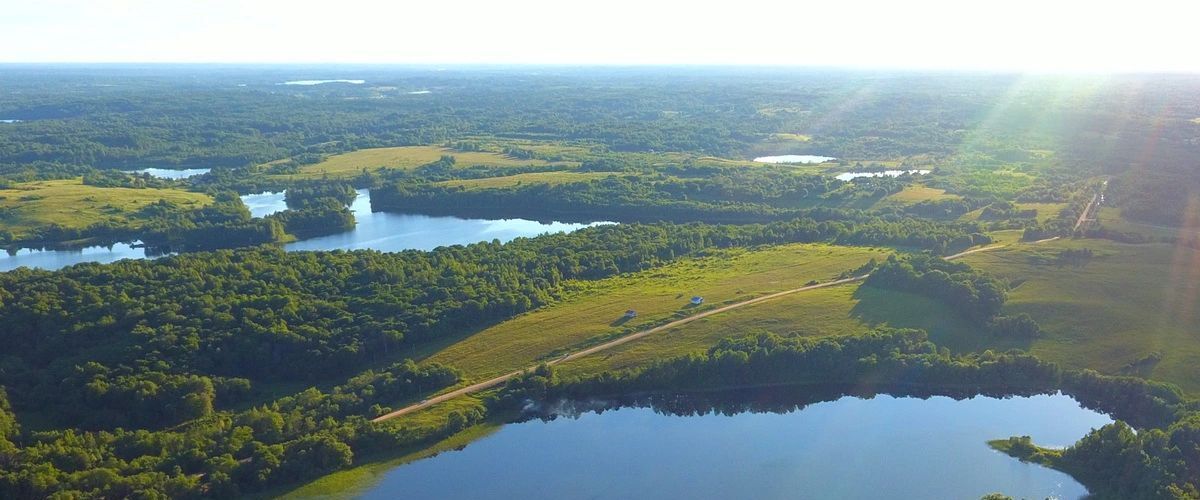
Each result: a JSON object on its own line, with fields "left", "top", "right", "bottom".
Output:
{"left": 1018, "top": 202, "right": 1069, "bottom": 223}
{"left": 1097, "top": 206, "right": 1200, "bottom": 241}
{"left": 560, "top": 235, "right": 1200, "bottom": 395}
{"left": 557, "top": 283, "right": 983, "bottom": 377}
{"left": 768, "top": 133, "right": 812, "bottom": 142}
{"left": 961, "top": 238, "right": 1200, "bottom": 394}
{"left": 0, "top": 179, "right": 211, "bottom": 238}
{"left": 874, "top": 185, "right": 960, "bottom": 209}
{"left": 959, "top": 202, "right": 1066, "bottom": 223}
{"left": 436, "top": 171, "right": 613, "bottom": 189}
{"left": 272, "top": 146, "right": 575, "bottom": 179}
{"left": 414, "top": 243, "right": 892, "bottom": 383}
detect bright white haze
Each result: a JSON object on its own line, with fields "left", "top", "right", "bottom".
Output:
{"left": 2, "top": 0, "right": 1198, "bottom": 72}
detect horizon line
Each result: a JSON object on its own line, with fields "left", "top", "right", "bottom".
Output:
{"left": 1, "top": 62, "right": 1198, "bottom": 76}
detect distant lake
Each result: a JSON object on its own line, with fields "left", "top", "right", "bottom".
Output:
{"left": 360, "top": 391, "right": 1109, "bottom": 500}
{"left": 753, "top": 155, "right": 836, "bottom": 164}
{"left": 241, "top": 191, "right": 290, "bottom": 218}
{"left": 836, "top": 169, "right": 931, "bottom": 181}
{"left": 0, "top": 242, "right": 159, "bottom": 273}
{"left": 0, "top": 189, "right": 606, "bottom": 271}
{"left": 0, "top": 119, "right": 20, "bottom": 124}
{"left": 129, "top": 168, "right": 211, "bottom": 179}
{"left": 254, "top": 189, "right": 612, "bottom": 253}
{"left": 280, "top": 79, "right": 366, "bottom": 86}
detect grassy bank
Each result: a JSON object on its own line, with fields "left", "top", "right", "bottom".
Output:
{"left": 0, "top": 178, "right": 211, "bottom": 238}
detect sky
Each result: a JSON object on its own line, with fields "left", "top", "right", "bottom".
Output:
{"left": 2, "top": 0, "right": 1198, "bottom": 72}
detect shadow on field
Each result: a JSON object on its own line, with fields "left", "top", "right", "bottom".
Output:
{"left": 848, "top": 285, "right": 1033, "bottom": 353}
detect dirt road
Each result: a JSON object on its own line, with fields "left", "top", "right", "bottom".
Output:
{"left": 371, "top": 244, "right": 1006, "bottom": 423}
{"left": 1073, "top": 178, "right": 1109, "bottom": 232}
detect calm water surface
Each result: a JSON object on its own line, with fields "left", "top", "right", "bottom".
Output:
{"left": 0, "top": 189, "right": 606, "bottom": 271}
{"left": 361, "top": 392, "right": 1109, "bottom": 500}
{"left": 286, "top": 190, "right": 609, "bottom": 252}
{"left": 836, "top": 169, "right": 931, "bottom": 181}
{"left": 129, "top": 168, "right": 211, "bottom": 179}
{"left": 0, "top": 242, "right": 157, "bottom": 272}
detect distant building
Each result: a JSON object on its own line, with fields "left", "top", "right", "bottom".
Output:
{"left": 624, "top": 309, "right": 638, "bottom": 318}
{"left": 690, "top": 296, "right": 704, "bottom": 305}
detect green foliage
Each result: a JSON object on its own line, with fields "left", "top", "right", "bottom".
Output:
{"left": 550, "top": 329, "right": 1063, "bottom": 396}
{"left": 283, "top": 183, "right": 357, "bottom": 210}
{"left": 990, "top": 313, "right": 1043, "bottom": 338}
{"left": 0, "top": 361, "right": 462, "bottom": 499}
{"left": 865, "top": 254, "right": 1007, "bottom": 321}
{"left": 370, "top": 169, "right": 917, "bottom": 225}
{"left": 268, "top": 198, "right": 355, "bottom": 239}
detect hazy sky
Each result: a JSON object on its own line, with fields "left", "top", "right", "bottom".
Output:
{"left": 2, "top": 0, "right": 1197, "bottom": 72}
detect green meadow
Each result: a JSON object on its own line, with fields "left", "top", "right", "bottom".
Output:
{"left": 961, "top": 238, "right": 1200, "bottom": 394}
{"left": 416, "top": 243, "right": 892, "bottom": 383}
{"left": 0, "top": 178, "right": 211, "bottom": 238}
{"left": 270, "top": 145, "right": 575, "bottom": 179}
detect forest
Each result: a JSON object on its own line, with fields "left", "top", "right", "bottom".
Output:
{"left": 0, "top": 67, "right": 1197, "bottom": 498}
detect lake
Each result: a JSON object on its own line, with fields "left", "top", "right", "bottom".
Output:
{"left": 130, "top": 167, "right": 211, "bottom": 179}
{"left": 0, "top": 119, "right": 20, "bottom": 123}
{"left": 836, "top": 169, "right": 931, "bottom": 181}
{"left": 255, "top": 189, "right": 611, "bottom": 253}
{"left": 0, "top": 242, "right": 159, "bottom": 273}
{"left": 0, "top": 189, "right": 607, "bottom": 271}
{"left": 360, "top": 391, "right": 1109, "bottom": 500}
{"left": 753, "top": 154, "right": 836, "bottom": 164}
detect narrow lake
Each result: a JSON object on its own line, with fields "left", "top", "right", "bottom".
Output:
{"left": 836, "top": 169, "right": 931, "bottom": 181}
{"left": 753, "top": 154, "right": 836, "bottom": 164}
{"left": 0, "top": 189, "right": 606, "bottom": 271}
{"left": 129, "top": 168, "right": 211, "bottom": 179}
{"left": 360, "top": 392, "right": 1109, "bottom": 500}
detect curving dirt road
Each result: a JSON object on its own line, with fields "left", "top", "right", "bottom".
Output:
{"left": 371, "top": 244, "right": 1007, "bottom": 423}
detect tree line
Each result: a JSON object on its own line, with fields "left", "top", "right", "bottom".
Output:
{"left": 511, "top": 329, "right": 1200, "bottom": 499}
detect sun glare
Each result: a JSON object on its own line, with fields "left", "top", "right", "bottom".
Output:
{"left": 2, "top": 0, "right": 1198, "bottom": 72}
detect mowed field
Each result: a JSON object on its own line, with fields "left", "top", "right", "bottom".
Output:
{"left": 271, "top": 146, "right": 576, "bottom": 179}
{"left": 881, "top": 185, "right": 959, "bottom": 204}
{"left": 0, "top": 179, "right": 211, "bottom": 238}
{"left": 961, "top": 238, "right": 1200, "bottom": 394}
{"left": 414, "top": 243, "right": 893, "bottom": 382}
{"left": 557, "top": 283, "right": 981, "bottom": 378}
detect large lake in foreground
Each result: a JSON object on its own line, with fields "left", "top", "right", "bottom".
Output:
{"left": 359, "top": 392, "right": 1110, "bottom": 500}
{"left": 0, "top": 189, "right": 607, "bottom": 271}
